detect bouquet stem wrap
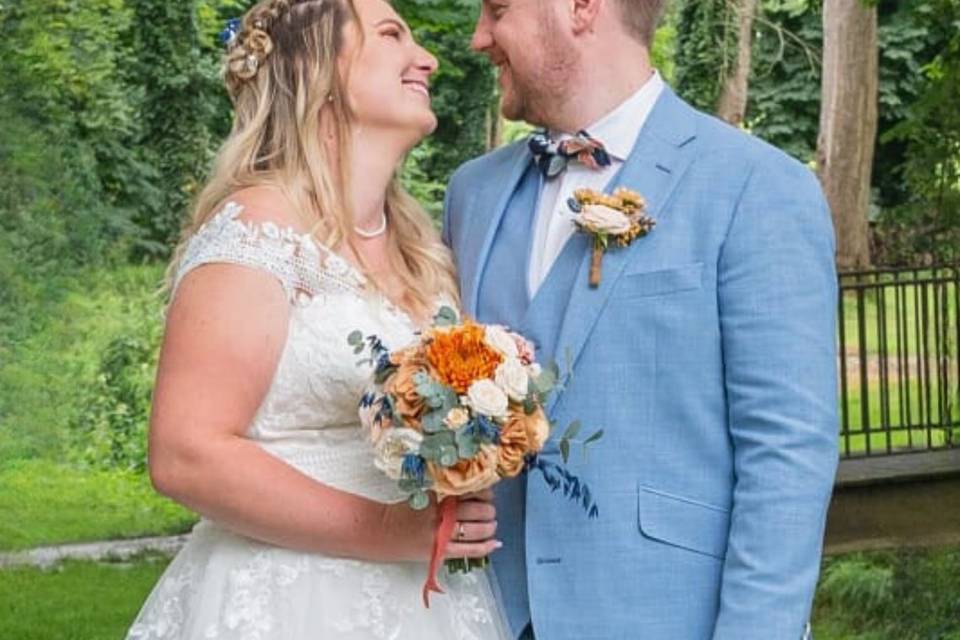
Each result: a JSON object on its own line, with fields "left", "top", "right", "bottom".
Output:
{"left": 422, "top": 496, "right": 458, "bottom": 607}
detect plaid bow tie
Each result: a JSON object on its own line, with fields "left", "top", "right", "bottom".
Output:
{"left": 529, "top": 130, "right": 612, "bottom": 179}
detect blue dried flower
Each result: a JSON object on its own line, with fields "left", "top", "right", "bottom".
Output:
{"left": 401, "top": 454, "right": 426, "bottom": 485}
{"left": 219, "top": 18, "right": 241, "bottom": 48}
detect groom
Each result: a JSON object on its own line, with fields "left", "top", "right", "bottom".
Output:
{"left": 442, "top": 0, "right": 838, "bottom": 639}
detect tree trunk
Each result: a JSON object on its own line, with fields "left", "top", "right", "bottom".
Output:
{"left": 486, "top": 93, "right": 503, "bottom": 151}
{"left": 716, "top": 0, "right": 759, "bottom": 126}
{"left": 817, "top": 0, "right": 878, "bottom": 270}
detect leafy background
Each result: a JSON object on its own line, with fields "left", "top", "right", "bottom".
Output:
{"left": 0, "top": 0, "right": 958, "bottom": 637}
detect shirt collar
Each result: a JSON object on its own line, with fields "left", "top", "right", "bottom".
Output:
{"left": 553, "top": 70, "right": 665, "bottom": 163}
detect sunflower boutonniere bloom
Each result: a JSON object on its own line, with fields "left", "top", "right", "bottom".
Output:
{"left": 569, "top": 187, "right": 656, "bottom": 288}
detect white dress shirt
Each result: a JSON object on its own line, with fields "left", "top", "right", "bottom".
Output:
{"left": 527, "top": 71, "right": 665, "bottom": 297}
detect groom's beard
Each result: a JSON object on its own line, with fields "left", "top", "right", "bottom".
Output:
{"left": 499, "top": 15, "right": 579, "bottom": 128}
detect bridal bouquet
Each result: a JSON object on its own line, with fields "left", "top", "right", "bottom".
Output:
{"left": 349, "top": 306, "right": 600, "bottom": 606}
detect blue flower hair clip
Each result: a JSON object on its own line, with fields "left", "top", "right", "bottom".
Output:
{"left": 219, "top": 18, "right": 242, "bottom": 48}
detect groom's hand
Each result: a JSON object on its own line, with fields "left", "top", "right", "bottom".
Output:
{"left": 446, "top": 490, "right": 502, "bottom": 558}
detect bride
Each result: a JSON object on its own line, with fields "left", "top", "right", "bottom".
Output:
{"left": 126, "top": 0, "right": 509, "bottom": 638}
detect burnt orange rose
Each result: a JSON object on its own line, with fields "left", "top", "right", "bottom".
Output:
{"left": 383, "top": 348, "right": 431, "bottom": 427}
{"left": 429, "top": 444, "right": 499, "bottom": 499}
{"left": 497, "top": 406, "right": 550, "bottom": 478}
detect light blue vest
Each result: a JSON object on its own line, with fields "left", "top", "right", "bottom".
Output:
{"left": 475, "top": 162, "right": 595, "bottom": 637}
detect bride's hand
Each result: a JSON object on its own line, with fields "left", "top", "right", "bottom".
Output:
{"left": 447, "top": 490, "right": 501, "bottom": 560}
{"left": 381, "top": 490, "right": 501, "bottom": 562}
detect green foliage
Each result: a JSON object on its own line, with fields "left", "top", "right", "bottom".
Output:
{"left": 401, "top": 141, "right": 448, "bottom": 221}
{"left": 0, "top": 0, "right": 143, "bottom": 272}
{"left": 674, "top": 0, "right": 731, "bottom": 113}
{"left": 673, "top": 0, "right": 960, "bottom": 265}
{"left": 652, "top": 6, "right": 680, "bottom": 84}
{"left": 872, "top": 0, "right": 960, "bottom": 265}
{"left": 814, "top": 548, "right": 960, "bottom": 639}
{"left": 0, "top": 555, "right": 172, "bottom": 639}
{"left": 127, "top": 0, "right": 225, "bottom": 256}
{"left": 0, "top": 460, "right": 194, "bottom": 551}
{"left": 0, "top": 0, "right": 239, "bottom": 266}
{"left": 747, "top": 0, "right": 822, "bottom": 162}
{"left": 818, "top": 556, "right": 895, "bottom": 619}
{"left": 71, "top": 329, "right": 161, "bottom": 473}
{"left": 396, "top": 0, "right": 496, "bottom": 214}
{"left": 0, "top": 265, "right": 164, "bottom": 463}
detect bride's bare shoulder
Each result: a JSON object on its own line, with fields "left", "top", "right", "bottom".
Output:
{"left": 221, "top": 185, "right": 308, "bottom": 233}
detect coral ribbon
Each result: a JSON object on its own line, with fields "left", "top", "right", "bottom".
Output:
{"left": 422, "top": 496, "right": 457, "bottom": 608}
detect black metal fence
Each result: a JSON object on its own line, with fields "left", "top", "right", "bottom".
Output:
{"left": 838, "top": 266, "right": 960, "bottom": 458}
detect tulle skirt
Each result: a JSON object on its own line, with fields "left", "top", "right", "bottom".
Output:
{"left": 126, "top": 520, "right": 510, "bottom": 640}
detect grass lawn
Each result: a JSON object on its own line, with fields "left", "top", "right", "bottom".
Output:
{"left": 839, "top": 273, "right": 960, "bottom": 358}
{"left": 0, "top": 547, "right": 958, "bottom": 639}
{"left": 841, "top": 380, "right": 956, "bottom": 455}
{"left": 0, "top": 459, "right": 194, "bottom": 552}
{"left": 838, "top": 275, "right": 960, "bottom": 455}
{"left": 0, "top": 554, "right": 170, "bottom": 639}
{"left": 0, "top": 264, "right": 197, "bottom": 551}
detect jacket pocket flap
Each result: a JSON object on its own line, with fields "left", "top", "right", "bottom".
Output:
{"left": 637, "top": 486, "right": 730, "bottom": 559}
{"left": 617, "top": 263, "right": 704, "bottom": 299}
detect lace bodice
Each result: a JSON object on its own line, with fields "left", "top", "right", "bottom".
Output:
{"left": 173, "top": 202, "right": 422, "bottom": 503}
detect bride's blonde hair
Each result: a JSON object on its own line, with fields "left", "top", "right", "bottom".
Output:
{"left": 167, "top": 0, "right": 459, "bottom": 313}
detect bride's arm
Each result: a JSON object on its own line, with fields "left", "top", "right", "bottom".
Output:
{"left": 149, "top": 261, "right": 499, "bottom": 563}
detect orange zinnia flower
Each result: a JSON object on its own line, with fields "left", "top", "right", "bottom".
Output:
{"left": 425, "top": 323, "right": 503, "bottom": 394}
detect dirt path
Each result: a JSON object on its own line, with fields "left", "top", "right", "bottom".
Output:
{"left": 0, "top": 534, "right": 188, "bottom": 569}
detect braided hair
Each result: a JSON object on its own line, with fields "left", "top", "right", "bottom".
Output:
{"left": 225, "top": 0, "right": 337, "bottom": 94}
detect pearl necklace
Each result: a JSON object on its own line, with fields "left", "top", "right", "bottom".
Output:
{"left": 354, "top": 212, "right": 388, "bottom": 239}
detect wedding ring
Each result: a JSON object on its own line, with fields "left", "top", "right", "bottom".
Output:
{"left": 456, "top": 522, "right": 466, "bottom": 541}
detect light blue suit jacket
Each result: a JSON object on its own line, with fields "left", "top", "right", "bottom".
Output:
{"left": 443, "top": 87, "right": 839, "bottom": 640}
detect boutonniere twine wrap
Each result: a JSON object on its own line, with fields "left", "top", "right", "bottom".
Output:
{"left": 569, "top": 187, "right": 655, "bottom": 288}
{"left": 349, "top": 307, "right": 602, "bottom": 608}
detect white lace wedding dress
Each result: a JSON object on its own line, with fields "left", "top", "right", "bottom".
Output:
{"left": 127, "top": 203, "right": 509, "bottom": 640}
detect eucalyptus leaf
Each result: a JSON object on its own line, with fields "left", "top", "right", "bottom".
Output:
{"left": 347, "top": 330, "right": 363, "bottom": 346}
{"left": 399, "top": 478, "right": 420, "bottom": 493}
{"left": 433, "top": 305, "right": 459, "bottom": 327}
{"left": 456, "top": 436, "right": 479, "bottom": 459}
{"left": 409, "top": 491, "right": 430, "bottom": 511}
{"left": 439, "top": 446, "right": 459, "bottom": 467}
{"left": 560, "top": 438, "right": 571, "bottom": 465}
{"left": 421, "top": 410, "right": 448, "bottom": 434}
{"left": 439, "top": 387, "right": 459, "bottom": 412}
{"left": 454, "top": 426, "right": 480, "bottom": 458}
{"left": 523, "top": 398, "right": 537, "bottom": 415}
{"left": 535, "top": 366, "right": 558, "bottom": 393}
{"left": 420, "top": 437, "right": 442, "bottom": 462}
{"left": 424, "top": 431, "right": 456, "bottom": 450}
{"left": 563, "top": 420, "right": 582, "bottom": 441}
{"left": 584, "top": 429, "right": 605, "bottom": 446}
{"left": 564, "top": 348, "right": 574, "bottom": 379}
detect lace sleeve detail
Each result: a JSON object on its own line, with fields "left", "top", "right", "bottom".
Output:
{"left": 172, "top": 202, "right": 365, "bottom": 304}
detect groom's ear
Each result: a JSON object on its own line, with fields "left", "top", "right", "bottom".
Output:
{"left": 568, "top": 0, "right": 603, "bottom": 35}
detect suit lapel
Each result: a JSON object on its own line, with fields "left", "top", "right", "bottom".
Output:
{"left": 546, "top": 88, "right": 699, "bottom": 415}
{"left": 462, "top": 145, "right": 533, "bottom": 316}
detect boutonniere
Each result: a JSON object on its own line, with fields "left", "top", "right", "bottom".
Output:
{"left": 568, "top": 187, "right": 656, "bottom": 288}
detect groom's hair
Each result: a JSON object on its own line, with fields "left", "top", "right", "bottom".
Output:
{"left": 614, "top": 0, "right": 667, "bottom": 48}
